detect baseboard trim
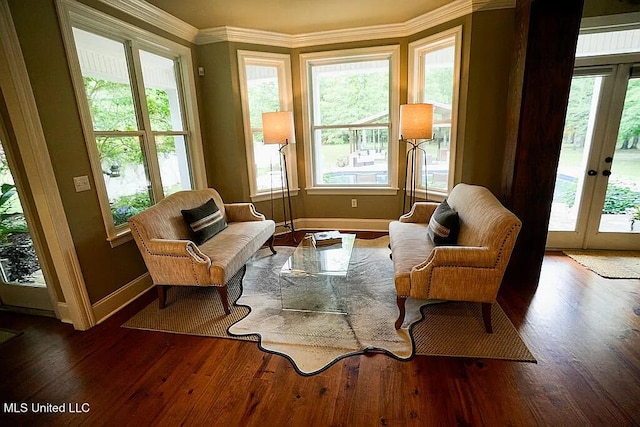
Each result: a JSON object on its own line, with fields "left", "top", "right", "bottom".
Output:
{"left": 56, "top": 302, "right": 72, "bottom": 324}
{"left": 294, "top": 217, "right": 393, "bottom": 232}
{"left": 92, "top": 273, "right": 153, "bottom": 324}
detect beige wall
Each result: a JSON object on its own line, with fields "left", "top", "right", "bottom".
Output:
{"left": 459, "top": 9, "right": 514, "bottom": 192}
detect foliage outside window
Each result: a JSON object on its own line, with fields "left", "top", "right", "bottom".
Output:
{"left": 0, "top": 144, "right": 42, "bottom": 284}
{"left": 408, "top": 27, "right": 462, "bottom": 194}
{"left": 301, "top": 46, "right": 399, "bottom": 190}
{"left": 238, "top": 51, "right": 296, "bottom": 199}
{"left": 69, "top": 24, "right": 196, "bottom": 240}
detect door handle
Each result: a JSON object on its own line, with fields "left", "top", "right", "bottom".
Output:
{"left": 602, "top": 170, "right": 612, "bottom": 177}
{"left": 587, "top": 169, "right": 597, "bottom": 176}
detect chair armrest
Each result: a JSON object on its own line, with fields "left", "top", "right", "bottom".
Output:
{"left": 147, "top": 239, "right": 211, "bottom": 264}
{"left": 416, "top": 246, "right": 496, "bottom": 270}
{"left": 224, "top": 203, "right": 266, "bottom": 222}
{"left": 141, "top": 238, "right": 213, "bottom": 286}
{"left": 399, "top": 202, "right": 439, "bottom": 224}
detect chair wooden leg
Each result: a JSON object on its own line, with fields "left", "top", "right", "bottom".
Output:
{"left": 157, "top": 285, "right": 168, "bottom": 309}
{"left": 268, "top": 235, "right": 277, "bottom": 255}
{"left": 395, "top": 296, "right": 407, "bottom": 329}
{"left": 482, "top": 302, "right": 493, "bottom": 334}
{"left": 218, "top": 285, "right": 231, "bottom": 315}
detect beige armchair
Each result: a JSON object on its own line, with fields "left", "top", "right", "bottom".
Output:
{"left": 388, "top": 183, "right": 521, "bottom": 332}
{"left": 129, "top": 189, "right": 276, "bottom": 313}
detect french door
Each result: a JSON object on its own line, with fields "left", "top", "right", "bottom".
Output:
{"left": 548, "top": 63, "right": 640, "bottom": 250}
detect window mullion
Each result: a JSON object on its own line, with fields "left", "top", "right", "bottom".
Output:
{"left": 128, "top": 40, "right": 164, "bottom": 204}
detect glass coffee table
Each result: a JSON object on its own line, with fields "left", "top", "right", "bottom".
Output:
{"left": 280, "top": 233, "right": 355, "bottom": 314}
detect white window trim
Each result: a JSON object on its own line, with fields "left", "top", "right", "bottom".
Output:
{"left": 56, "top": 0, "right": 206, "bottom": 247}
{"left": 408, "top": 26, "right": 462, "bottom": 198}
{"left": 300, "top": 45, "right": 400, "bottom": 195}
{"left": 237, "top": 50, "right": 298, "bottom": 202}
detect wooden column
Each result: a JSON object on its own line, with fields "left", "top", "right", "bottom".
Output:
{"left": 502, "top": 0, "right": 584, "bottom": 287}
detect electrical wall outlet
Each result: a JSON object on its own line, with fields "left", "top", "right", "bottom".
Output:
{"left": 351, "top": 198, "right": 357, "bottom": 208}
{"left": 73, "top": 176, "right": 91, "bottom": 192}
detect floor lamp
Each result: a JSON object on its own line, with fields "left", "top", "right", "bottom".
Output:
{"left": 399, "top": 104, "right": 433, "bottom": 214}
{"left": 262, "top": 111, "right": 296, "bottom": 241}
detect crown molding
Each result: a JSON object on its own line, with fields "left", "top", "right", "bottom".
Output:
{"left": 473, "top": 0, "right": 515, "bottom": 12}
{"left": 197, "top": 26, "right": 293, "bottom": 47}
{"left": 97, "top": 0, "right": 199, "bottom": 42}
{"left": 100, "top": 0, "right": 515, "bottom": 47}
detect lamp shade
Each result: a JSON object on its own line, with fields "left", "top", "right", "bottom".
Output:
{"left": 399, "top": 104, "right": 433, "bottom": 140}
{"left": 262, "top": 111, "right": 295, "bottom": 144}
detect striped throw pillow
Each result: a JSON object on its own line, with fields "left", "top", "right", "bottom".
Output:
{"left": 427, "top": 199, "right": 459, "bottom": 245}
{"left": 181, "top": 199, "right": 227, "bottom": 244}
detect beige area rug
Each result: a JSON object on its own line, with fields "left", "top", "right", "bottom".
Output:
{"left": 563, "top": 250, "right": 640, "bottom": 279}
{"left": 124, "top": 237, "right": 535, "bottom": 375}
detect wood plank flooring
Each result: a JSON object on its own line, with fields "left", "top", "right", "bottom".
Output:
{"left": 0, "top": 232, "right": 639, "bottom": 426}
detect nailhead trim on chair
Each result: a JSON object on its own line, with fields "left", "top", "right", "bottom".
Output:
{"left": 424, "top": 223, "right": 521, "bottom": 297}
{"left": 130, "top": 221, "right": 204, "bottom": 286}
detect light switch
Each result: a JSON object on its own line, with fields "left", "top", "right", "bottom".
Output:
{"left": 73, "top": 176, "right": 91, "bottom": 192}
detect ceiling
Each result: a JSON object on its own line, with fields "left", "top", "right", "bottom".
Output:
{"left": 144, "top": 0, "right": 454, "bottom": 34}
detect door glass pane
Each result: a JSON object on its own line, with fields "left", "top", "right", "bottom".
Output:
{"left": 421, "top": 42, "right": 455, "bottom": 191}
{"left": 0, "top": 144, "right": 44, "bottom": 286}
{"left": 156, "top": 135, "right": 192, "bottom": 196}
{"left": 139, "top": 50, "right": 184, "bottom": 132}
{"left": 72, "top": 28, "right": 139, "bottom": 131}
{"left": 550, "top": 76, "right": 601, "bottom": 231}
{"left": 98, "top": 136, "right": 153, "bottom": 226}
{"left": 599, "top": 76, "right": 640, "bottom": 233}
{"left": 246, "top": 64, "right": 284, "bottom": 191}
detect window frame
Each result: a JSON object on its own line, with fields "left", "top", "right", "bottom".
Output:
{"left": 57, "top": 0, "right": 206, "bottom": 247}
{"left": 300, "top": 45, "right": 400, "bottom": 195}
{"left": 408, "top": 26, "right": 462, "bottom": 198}
{"left": 237, "top": 50, "right": 298, "bottom": 202}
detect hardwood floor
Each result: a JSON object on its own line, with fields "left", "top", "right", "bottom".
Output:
{"left": 1, "top": 233, "right": 639, "bottom": 426}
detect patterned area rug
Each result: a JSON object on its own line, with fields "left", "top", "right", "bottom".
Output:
{"left": 563, "top": 250, "right": 640, "bottom": 279}
{"left": 123, "top": 237, "right": 535, "bottom": 374}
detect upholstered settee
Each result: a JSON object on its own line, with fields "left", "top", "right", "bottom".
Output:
{"left": 128, "top": 188, "right": 276, "bottom": 314}
{"left": 388, "top": 183, "right": 521, "bottom": 332}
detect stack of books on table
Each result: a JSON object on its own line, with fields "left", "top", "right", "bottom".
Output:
{"left": 311, "top": 231, "right": 342, "bottom": 248}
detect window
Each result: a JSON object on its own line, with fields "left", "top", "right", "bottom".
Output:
{"left": 408, "top": 27, "right": 462, "bottom": 195}
{"left": 238, "top": 51, "right": 297, "bottom": 200}
{"left": 59, "top": 1, "right": 205, "bottom": 245}
{"left": 301, "top": 46, "right": 399, "bottom": 193}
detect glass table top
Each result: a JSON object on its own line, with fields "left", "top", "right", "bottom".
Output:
{"left": 280, "top": 233, "right": 355, "bottom": 314}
